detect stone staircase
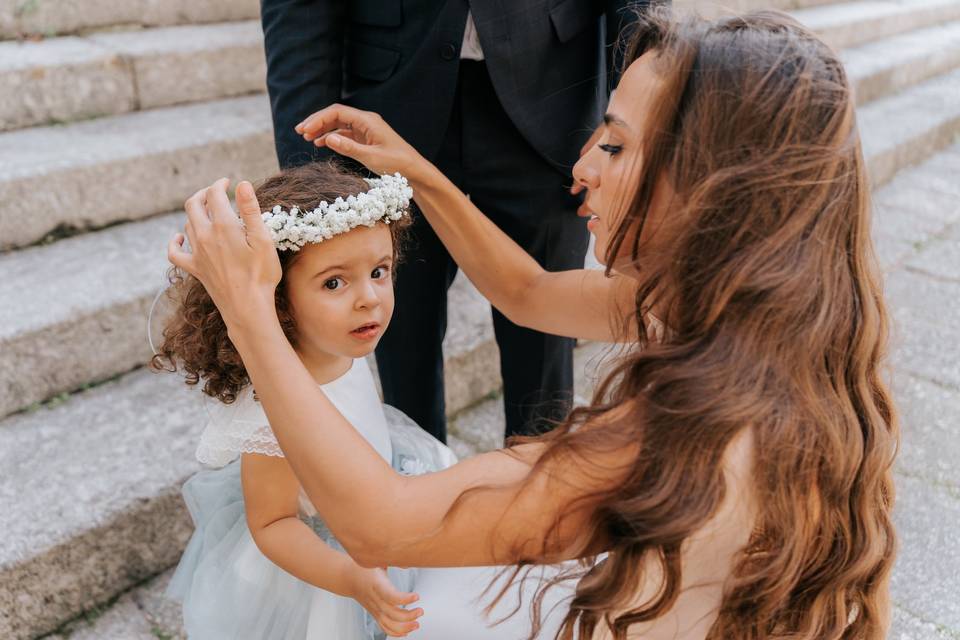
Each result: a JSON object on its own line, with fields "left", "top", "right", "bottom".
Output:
{"left": 0, "top": 0, "right": 958, "bottom": 637}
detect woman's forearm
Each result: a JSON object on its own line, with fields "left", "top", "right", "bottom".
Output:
{"left": 407, "top": 163, "right": 547, "bottom": 327}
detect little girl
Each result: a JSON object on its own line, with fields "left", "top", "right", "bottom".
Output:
{"left": 152, "top": 161, "right": 456, "bottom": 639}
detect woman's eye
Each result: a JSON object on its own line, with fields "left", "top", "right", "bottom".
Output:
{"left": 323, "top": 278, "right": 343, "bottom": 290}
{"left": 598, "top": 143, "right": 623, "bottom": 156}
{"left": 371, "top": 266, "right": 390, "bottom": 279}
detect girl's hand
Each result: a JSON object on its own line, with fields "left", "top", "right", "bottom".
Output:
{"left": 167, "top": 178, "right": 282, "bottom": 331}
{"left": 347, "top": 565, "right": 424, "bottom": 637}
{"left": 296, "top": 104, "right": 431, "bottom": 184}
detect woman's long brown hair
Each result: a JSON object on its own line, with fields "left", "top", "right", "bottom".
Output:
{"left": 488, "top": 7, "right": 897, "bottom": 639}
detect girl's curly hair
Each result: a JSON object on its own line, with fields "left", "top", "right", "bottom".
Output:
{"left": 150, "top": 160, "right": 412, "bottom": 403}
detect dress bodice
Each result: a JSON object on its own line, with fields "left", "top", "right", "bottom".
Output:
{"left": 296, "top": 359, "right": 393, "bottom": 518}
{"left": 194, "top": 358, "right": 393, "bottom": 520}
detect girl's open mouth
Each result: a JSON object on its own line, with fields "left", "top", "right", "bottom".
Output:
{"left": 350, "top": 323, "right": 382, "bottom": 341}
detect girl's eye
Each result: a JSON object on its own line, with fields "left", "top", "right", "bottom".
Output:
{"left": 371, "top": 266, "right": 390, "bottom": 279}
{"left": 598, "top": 143, "right": 623, "bottom": 156}
{"left": 323, "top": 277, "right": 343, "bottom": 291}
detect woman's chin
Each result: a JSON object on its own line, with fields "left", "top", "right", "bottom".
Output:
{"left": 591, "top": 241, "right": 608, "bottom": 268}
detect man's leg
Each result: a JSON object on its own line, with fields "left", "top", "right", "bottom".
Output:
{"left": 374, "top": 85, "right": 464, "bottom": 443}
{"left": 481, "top": 204, "right": 588, "bottom": 440}
{"left": 457, "top": 61, "right": 590, "bottom": 440}
{"left": 375, "top": 210, "right": 457, "bottom": 442}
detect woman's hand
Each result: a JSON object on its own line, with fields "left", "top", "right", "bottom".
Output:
{"left": 167, "top": 178, "right": 282, "bottom": 332}
{"left": 296, "top": 104, "right": 431, "bottom": 183}
{"left": 347, "top": 565, "right": 424, "bottom": 637}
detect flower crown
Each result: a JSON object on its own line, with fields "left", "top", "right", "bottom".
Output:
{"left": 261, "top": 173, "right": 413, "bottom": 252}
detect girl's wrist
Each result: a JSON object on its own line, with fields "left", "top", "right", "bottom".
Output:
{"left": 339, "top": 561, "right": 364, "bottom": 599}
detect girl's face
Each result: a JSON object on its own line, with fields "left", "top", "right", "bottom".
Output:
{"left": 573, "top": 53, "right": 676, "bottom": 277}
{"left": 284, "top": 224, "right": 396, "bottom": 360}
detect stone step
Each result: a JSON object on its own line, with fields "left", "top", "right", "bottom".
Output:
{"left": 0, "top": 368, "right": 210, "bottom": 640}
{"left": 1, "top": 65, "right": 953, "bottom": 418}
{"left": 843, "top": 20, "right": 960, "bottom": 105}
{"left": 2, "top": 12, "right": 956, "bottom": 252}
{"left": 858, "top": 67, "right": 960, "bottom": 187}
{"left": 0, "top": 21, "right": 267, "bottom": 132}
{"left": 5, "top": 0, "right": 948, "bottom": 138}
{"left": 675, "top": 0, "right": 845, "bottom": 17}
{"left": 0, "top": 93, "right": 277, "bottom": 251}
{"left": 0, "top": 212, "right": 502, "bottom": 420}
{"left": 0, "top": 0, "right": 260, "bottom": 40}
{"left": 792, "top": 0, "right": 960, "bottom": 50}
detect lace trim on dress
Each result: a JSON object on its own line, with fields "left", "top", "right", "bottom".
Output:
{"left": 195, "top": 389, "right": 283, "bottom": 467}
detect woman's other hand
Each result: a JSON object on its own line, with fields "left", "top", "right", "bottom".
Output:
{"left": 167, "top": 178, "right": 282, "bottom": 331}
{"left": 296, "top": 104, "right": 430, "bottom": 183}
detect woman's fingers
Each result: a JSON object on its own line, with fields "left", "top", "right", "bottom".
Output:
{"left": 324, "top": 132, "right": 368, "bottom": 163}
{"left": 183, "top": 219, "right": 196, "bottom": 249}
{"left": 204, "top": 178, "right": 237, "bottom": 229}
{"left": 167, "top": 233, "right": 196, "bottom": 276}
{"left": 234, "top": 181, "right": 272, "bottom": 248}
{"left": 297, "top": 103, "right": 376, "bottom": 137}
{"left": 183, "top": 187, "right": 211, "bottom": 233}
{"left": 311, "top": 127, "right": 358, "bottom": 146}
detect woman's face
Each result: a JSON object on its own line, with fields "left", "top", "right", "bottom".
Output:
{"left": 283, "top": 224, "right": 396, "bottom": 360}
{"left": 573, "top": 53, "right": 675, "bottom": 277}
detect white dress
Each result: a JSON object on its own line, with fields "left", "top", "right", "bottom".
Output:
{"left": 166, "top": 358, "right": 573, "bottom": 639}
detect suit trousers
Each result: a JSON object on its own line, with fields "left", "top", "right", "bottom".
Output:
{"left": 375, "top": 61, "right": 589, "bottom": 443}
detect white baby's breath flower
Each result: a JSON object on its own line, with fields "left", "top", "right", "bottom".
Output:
{"left": 259, "top": 174, "right": 412, "bottom": 251}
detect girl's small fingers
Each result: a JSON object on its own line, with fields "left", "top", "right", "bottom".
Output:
{"left": 378, "top": 584, "right": 417, "bottom": 606}
{"left": 382, "top": 619, "right": 419, "bottom": 638}
{"left": 384, "top": 605, "right": 423, "bottom": 623}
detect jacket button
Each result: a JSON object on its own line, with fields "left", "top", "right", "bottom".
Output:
{"left": 440, "top": 42, "right": 458, "bottom": 61}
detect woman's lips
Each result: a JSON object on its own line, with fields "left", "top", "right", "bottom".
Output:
{"left": 587, "top": 215, "right": 600, "bottom": 232}
{"left": 350, "top": 323, "right": 382, "bottom": 341}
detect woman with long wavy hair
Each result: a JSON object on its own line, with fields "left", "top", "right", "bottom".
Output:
{"left": 168, "top": 7, "right": 898, "bottom": 639}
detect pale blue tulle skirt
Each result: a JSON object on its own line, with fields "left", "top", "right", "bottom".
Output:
{"left": 166, "top": 407, "right": 458, "bottom": 640}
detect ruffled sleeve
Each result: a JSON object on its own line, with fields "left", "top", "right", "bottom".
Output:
{"left": 195, "top": 387, "right": 284, "bottom": 467}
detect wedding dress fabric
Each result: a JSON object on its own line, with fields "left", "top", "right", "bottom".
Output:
{"left": 166, "top": 358, "right": 572, "bottom": 639}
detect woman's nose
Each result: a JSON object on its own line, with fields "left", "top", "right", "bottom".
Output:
{"left": 572, "top": 154, "right": 600, "bottom": 191}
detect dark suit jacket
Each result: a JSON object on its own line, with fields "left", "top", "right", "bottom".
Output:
{"left": 262, "top": 0, "right": 637, "bottom": 173}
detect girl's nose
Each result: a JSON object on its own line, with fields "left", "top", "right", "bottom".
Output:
{"left": 355, "top": 280, "right": 382, "bottom": 310}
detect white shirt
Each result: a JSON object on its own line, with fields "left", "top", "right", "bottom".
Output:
{"left": 460, "top": 11, "right": 485, "bottom": 60}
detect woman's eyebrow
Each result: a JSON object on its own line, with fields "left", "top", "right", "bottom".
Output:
{"left": 603, "top": 112, "right": 630, "bottom": 130}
